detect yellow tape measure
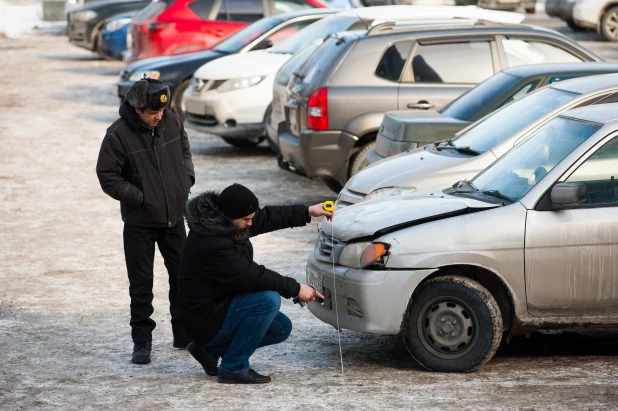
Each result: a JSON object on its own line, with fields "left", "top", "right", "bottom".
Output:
{"left": 323, "top": 201, "right": 334, "bottom": 212}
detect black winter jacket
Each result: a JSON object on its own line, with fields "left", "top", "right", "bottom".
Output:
{"left": 178, "top": 191, "right": 309, "bottom": 344}
{"left": 96, "top": 102, "right": 195, "bottom": 227}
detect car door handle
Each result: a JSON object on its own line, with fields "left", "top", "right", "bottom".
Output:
{"left": 407, "top": 102, "right": 434, "bottom": 109}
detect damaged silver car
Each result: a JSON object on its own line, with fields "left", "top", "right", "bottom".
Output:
{"left": 307, "top": 103, "right": 618, "bottom": 372}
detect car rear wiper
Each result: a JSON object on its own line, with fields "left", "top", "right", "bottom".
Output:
{"left": 481, "top": 190, "right": 515, "bottom": 204}
{"left": 292, "top": 71, "right": 305, "bottom": 80}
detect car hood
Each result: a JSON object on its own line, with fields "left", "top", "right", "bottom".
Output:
{"left": 321, "top": 192, "right": 498, "bottom": 242}
{"left": 380, "top": 110, "right": 471, "bottom": 144}
{"left": 193, "top": 51, "right": 291, "bottom": 80}
{"left": 126, "top": 50, "right": 226, "bottom": 72}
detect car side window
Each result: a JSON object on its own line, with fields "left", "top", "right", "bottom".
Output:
{"left": 410, "top": 42, "right": 493, "bottom": 84}
{"left": 273, "top": 0, "right": 314, "bottom": 12}
{"left": 189, "top": 0, "right": 216, "bottom": 21}
{"left": 565, "top": 137, "right": 618, "bottom": 207}
{"left": 218, "top": 0, "right": 264, "bottom": 22}
{"left": 497, "top": 80, "right": 540, "bottom": 108}
{"left": 375, "top": 41, "right": 413, "bottom": 82}
{"left": 501, "top": 39, "right": 583, "bottom": 68}
{"left": 264, "top": 20, "right": 315, "bottom": 46}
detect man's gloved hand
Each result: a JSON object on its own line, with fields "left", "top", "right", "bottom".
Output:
{"left": 297, "top": 284, "right": 325, "bottom": 303}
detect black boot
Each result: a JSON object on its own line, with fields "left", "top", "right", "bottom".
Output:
{"left": 187, "top": 342, "right": 218, "bottom": 376}
{"left": 217, "top": 369, "right": 271, "bottom": 384}
{"left": 132, "top": 342, "right": 152, "bottom": 364}
{"left": 173, "top": 338, "right": 190, "bottom": 349}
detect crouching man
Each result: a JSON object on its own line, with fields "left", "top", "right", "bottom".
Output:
{"left": 177, "top": 184, "right": 330, "bottom": 384}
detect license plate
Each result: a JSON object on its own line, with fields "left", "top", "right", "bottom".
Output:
{"left": 185, "top": 100, "right": 207, "bottom": 115}
{"left": 307, "top": 267, "right": 323, "bottom": 292}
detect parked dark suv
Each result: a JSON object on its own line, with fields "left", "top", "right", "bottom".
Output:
{"left": 277, "top": 20, "right": 601, "bottom": 191}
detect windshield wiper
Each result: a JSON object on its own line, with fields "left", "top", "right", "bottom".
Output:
{"left": 451, "top": 179, "right": 479, "bottom": 193}
{"left": 436, "top": 139, "right": 479, "bottom": 156}
{"left": 481, "top": 190, "right": 515, "bottom": 204}
{"left": 455, "top": 146, "right": 481, "bottom": 155}
{"left": 435, "top": 138, "right": 455, "bottom": 149}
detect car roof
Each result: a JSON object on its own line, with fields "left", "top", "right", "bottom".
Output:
{"left": 551, "top": 73, "right": 618, "bottom": 94}
{"left": 273, "top": 8, "right": 342, "bottom": 20}
{"left": 335, "top": 5, "right": 524, "bottom": 24}
{"left": 560, "top": 102, "right": 618, "bottom": 125}
{"left": 503, "top": 63, "right": 618, "bottom": 78}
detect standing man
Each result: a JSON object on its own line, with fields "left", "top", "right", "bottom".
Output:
{"left": 178, "top": 184, "right": 330, "bottom": 384}
{"left": 96, "top": 77, "right": 195, "bottom": 364}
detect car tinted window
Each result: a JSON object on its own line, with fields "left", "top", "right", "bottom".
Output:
{"left": 497, "top": 80, "right": 541, "bottom": 108}
{"left": 411, "top": 42, "right": 493, "bottom": 84}
{"left": 441, "top": 72, "right": 521, "bottom": 121}
{"left": 293, "top": 34, "right": 353, "bottom": 90}
{"left": 566, "top": 137, "right": 618, "bottom": 207}
{"left": 470, "top": 117, "right": 600, "bottom": 201}
{"left": 276, "top": 42, "right": 319, "bottom": 86}
{"left": 218, "top": 0, "right": 264, "bottom": 22}
{"left": 451, "top": 86, "right": 578, "bottom": 153}
{"left": 213, "top": 15, "right": 282, "bottom": 53}
{"left": 189, "top": 0, "right": 215, "bottom": 20}
{"left": 502, "top": 39, "right": 583, "bottom": 67}
{"left": 375, "top": 41, "right": 413, "bottom": 82}
{"left": 270, "top": 15, "right": 362, "bottom": 55}
{"left": 134, "top": 0, "right": 169, "bottom": 20}
{"left": 273, "top": 0, "right": 314, "bottom": 13}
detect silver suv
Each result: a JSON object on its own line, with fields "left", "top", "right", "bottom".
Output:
{"left": 276, "top": 20, "right": 601, "bottom": 192}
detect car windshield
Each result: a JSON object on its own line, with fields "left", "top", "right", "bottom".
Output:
{"left": 461, "top": 117, "right": 601, "bottom": 202}
{"left": 450, "top": 86, "right": 579, "bottom": 153}
{"left": 440, "top": 72, "right": 522, "bottom": 121}
{"left": 270, "top": 15, "right": 360, "bottom": 55}
{"left": 213, "top": 16, "right": 283, "bottom": 54}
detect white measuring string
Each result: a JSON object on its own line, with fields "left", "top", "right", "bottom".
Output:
{"left": 330, "top": 215, "right": 344, "bottom": 374}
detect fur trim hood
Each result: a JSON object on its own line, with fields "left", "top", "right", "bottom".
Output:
{"left": 185, "top": 191, "right": 251, "bottom": 241}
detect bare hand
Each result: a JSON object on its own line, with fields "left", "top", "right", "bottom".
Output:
{"left": 297, "top": 284, "right": 325, "bottom": 303}
{"left": 308, "top": 203, "right": 334, "bottom": 221}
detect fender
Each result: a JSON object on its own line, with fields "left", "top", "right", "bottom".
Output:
{"left": 344, "top": 112, "right": 386, "bottom": 141}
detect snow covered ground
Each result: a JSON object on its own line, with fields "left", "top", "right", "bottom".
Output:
{"left": 0, "top": 0, "right": 66, "bottom": 38}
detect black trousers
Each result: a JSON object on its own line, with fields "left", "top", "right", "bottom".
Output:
{"left": 123, "top": 223, "right": 187, "bottom": 344}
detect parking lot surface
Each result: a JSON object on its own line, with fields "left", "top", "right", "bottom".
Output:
{"left": 1, "top": 11, "right": 618, "bottom": 410}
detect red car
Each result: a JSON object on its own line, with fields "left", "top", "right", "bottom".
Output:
{"left": 128, "top": 0, "right": 327, "bottom": 62}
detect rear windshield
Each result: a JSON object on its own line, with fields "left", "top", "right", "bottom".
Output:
{"left": 270, "top": 15, "right": 362, "bottom": 55}
{"left": 213, "top": 16, "right": 283, "bottom": 53}
{"left": 134, "top": 0, "right": 171, "bottom": 21}
{"left": 441, "top": 72, "right": 522, "bottom": 121}
{"left": 275, "top": 42, "right": 319, "bottom": 86}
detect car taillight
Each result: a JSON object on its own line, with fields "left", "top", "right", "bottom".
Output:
{"left": 307, "top": 87, "right": 328, "bottom": 131}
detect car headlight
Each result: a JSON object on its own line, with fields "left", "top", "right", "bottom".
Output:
{"left": 338, "top": 242, "right": 390, "bottom": 269}
{"left": 191, "top": 77, "right": 207, "bottom": 93}
{"left": 129, "top": 70, "right": 160, "bottom": 82}
{"left": 217, "top": 76, "right": 265, "bottom": 93}
{"left": 105, "top": 17, "right": 132, "bottom": 32}
{"left": 70, "top": 10, "right": 98, "bottom": 22}
{"left": 363, "top": 187, "right": 417, "bottom": 202}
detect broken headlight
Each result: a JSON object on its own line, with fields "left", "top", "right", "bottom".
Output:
{"left": 338, "top": 242, "right": 390, "bottom": 269}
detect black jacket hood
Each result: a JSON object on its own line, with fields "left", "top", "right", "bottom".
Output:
{"left": 185, "top": 191, "right": 251, "bottom": 241}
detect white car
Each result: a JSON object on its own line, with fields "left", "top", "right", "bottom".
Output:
{"left": 183, "top": 5, "right": 524, "bottom": 147}
{"left": 573, "top": 0, "right": 618, "bottom": 41}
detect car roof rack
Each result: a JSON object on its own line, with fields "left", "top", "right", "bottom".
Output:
{"left": 367, "top": 19, "right": 523, "bottom": 37}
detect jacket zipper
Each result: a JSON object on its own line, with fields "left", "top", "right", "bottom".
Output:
{"left": 151, "top": 127, "right": 172, "bottom": 227}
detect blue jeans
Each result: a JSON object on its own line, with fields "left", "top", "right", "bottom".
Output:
{"left": 202, "top": 290, "right": 292, "bottom": 374}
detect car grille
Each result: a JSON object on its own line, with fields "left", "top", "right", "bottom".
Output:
{"left": 336, "top": 188, "right": 366, "bottom": 209}
{"left": 315, "top": 231, "right": 345, "bottom": 264}
{"left": 186, "top": 113, "right": 218, "bottom": 127}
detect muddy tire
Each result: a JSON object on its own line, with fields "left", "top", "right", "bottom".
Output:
{"left": 348, "top": 140, "right": 376, "bottom": 180}
{"left": 601, "top": 6, "right": 618, "bottom": 42}
{"left": 566, "top": 19, "right": 584, "bottom": 32}
{"left": 222, "top": 137, "right": 264, "bottom": 147}
{"left": 171, "top": 79, "right": 190, "bottom": 122}
{"left": 404, "top": 276, "right": 502, "bottom": 372}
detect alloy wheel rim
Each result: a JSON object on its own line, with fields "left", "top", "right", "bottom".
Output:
{"left": 606, "top": 12, "right": 618, "bottom": 39}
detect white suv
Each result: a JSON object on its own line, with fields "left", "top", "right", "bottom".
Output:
{"left": 573, "top": 0, "right": 618, "bottom": 41}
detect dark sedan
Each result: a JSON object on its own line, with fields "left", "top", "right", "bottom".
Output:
{"left": 116, "top": 9, "right": 338, "bottom": 120}
{"left": 67, "top": 0, "right": 151, "bottom": 58}
{"left": 368, "top": 63, "right": 618, "bottom": 165}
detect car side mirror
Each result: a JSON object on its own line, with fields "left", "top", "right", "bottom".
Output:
{"left": 550, "top": 182, "right": 587, "bottom": 209}
{"left": 252, "top": 39, "right": 273, "bottom": 51}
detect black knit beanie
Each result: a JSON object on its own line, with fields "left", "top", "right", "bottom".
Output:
{"left": 216, "top": 183, "right": 259, "bottom": 219}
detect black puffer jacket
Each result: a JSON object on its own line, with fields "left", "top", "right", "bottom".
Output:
{"left": 96, "top": 102, "right": 195, "bottom": 227}
{"left": 178, "top": 191, "right": 309, "bottom": 344}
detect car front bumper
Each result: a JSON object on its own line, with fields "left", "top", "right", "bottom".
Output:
{"left": 67, "top": 21, "right": 94, "bottom": 50}
{"left": 306, "top": 253, "right": 437, "bottom": 334}
{"left": 278, "top": 125, "right": 358, "bottom": 185}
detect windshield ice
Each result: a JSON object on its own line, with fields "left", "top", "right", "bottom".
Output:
{"left": 469, "top": 116, "right": 602, "bottom": 201}
{"left": 270, "top": 15, "right": 360, "bottom": 55}
{"left": 451, "top": 87, "right": 579, "bottom": 153}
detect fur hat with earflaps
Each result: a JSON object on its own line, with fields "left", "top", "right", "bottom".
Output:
{"left": 126, "top": 76, "right": 170, "bottom": 111}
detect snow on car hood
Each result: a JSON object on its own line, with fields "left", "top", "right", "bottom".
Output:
{"left": 321, "top": 192, "right": 497, "bottom": 242}
{"left": 192, "top": 50, "right": 292, "bottom": 80}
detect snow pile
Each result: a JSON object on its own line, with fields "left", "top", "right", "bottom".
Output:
{"left": 0, "top": 0, "right": 44, "bottom": 38}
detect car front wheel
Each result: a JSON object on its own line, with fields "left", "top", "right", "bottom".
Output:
{"left": 404, "top": 276, "right": 502, "bottom": 372}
